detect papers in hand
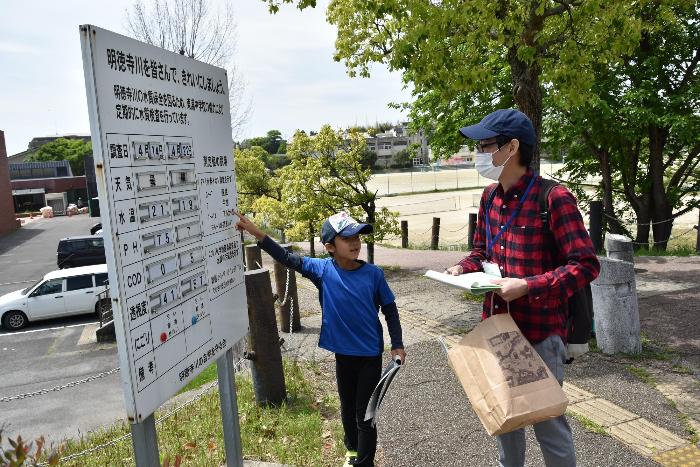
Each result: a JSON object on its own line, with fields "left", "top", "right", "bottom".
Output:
{"left": 424, "top": 270, "right": 502, "bottom": 294}
{"left": 364, "top": 356, "right": 402, "bottom": 427}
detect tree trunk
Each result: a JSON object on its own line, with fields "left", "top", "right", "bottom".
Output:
{"left": 308, "top": 221, "right": 316, "bottom": 257}
{"left": 508, "top": 48, "right": 542, "bottom": 172}
{"left": 648, "top": 125, "right": 672, "bottom": 250}
{"left": 633, "top": 199, "right": 652, "bottom": 250}
{"left": 600, "top": 149, "right": 628, "bottom": 236}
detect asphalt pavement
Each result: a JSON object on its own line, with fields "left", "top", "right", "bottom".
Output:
{"left": 0, "top": 214, "right": 125, "bottom": 446}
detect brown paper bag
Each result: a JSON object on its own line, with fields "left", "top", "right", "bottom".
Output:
{"left": 447, "top": 313, "right": 568, "bottom": 436}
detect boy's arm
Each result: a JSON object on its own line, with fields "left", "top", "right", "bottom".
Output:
{"left": 235, "top": 211, "right": 305, "bottom": 274}
{"left": 257, "top": 236, "right": 304, "bottom": 273}
{"left": 380, "top": 302, "right": 404, "bottom": 351}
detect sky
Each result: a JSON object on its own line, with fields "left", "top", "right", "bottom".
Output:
{"left": 0, "top": 0, "right": 411, "bottom": 156}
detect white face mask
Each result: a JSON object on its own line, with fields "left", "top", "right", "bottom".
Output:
{"left": 475, "top": 146, "right": 513, "bottom": 180}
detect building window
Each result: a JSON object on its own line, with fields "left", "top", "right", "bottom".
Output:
{"left": 56, "top": 167, "right": 68, "bottom": 177}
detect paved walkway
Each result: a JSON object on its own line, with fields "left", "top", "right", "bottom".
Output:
{"left": 278, "top": 244, "right": 700, "bottom": 466}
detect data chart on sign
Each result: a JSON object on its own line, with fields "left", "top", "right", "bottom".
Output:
{"left": 104, "top": 133, "right": 241, "bottom": 394}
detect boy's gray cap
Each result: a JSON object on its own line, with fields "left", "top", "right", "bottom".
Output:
{"left": 321, "top": 212, "right": 372, "bottom": 244}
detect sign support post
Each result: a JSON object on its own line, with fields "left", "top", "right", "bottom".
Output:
{"left": 217, "top": 348, "right": 244, "bottom": 466}
{"left": 131, "top": 415, "right": 160, "bottom": 466}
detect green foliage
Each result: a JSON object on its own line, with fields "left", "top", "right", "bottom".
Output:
{"left": 55, "top": 359, "right": 345, "bottom": 466}
{"left": 390, "top": 149, "right": 412, "bottom": 168}
{"left": 27, "top": 138, "right": 92, "bottom": 176}
{"left": 264, "top": 0, "right": 316, "bottom": 14}
{"left": 252, "top": 125, "right": 400, "bottom": 262}
{"left": 234, "top": 146, "right": 276, "bottom": 213}
{"left": 0, "top": 430, "right": 60, "bottom": 466}
{"left": 546, "top": 0, "right": 699, "bottom": 249}
{"left": 323, "top": 0, "right": 640, "bottom": 167}
{"left": 359, "top": 149, "right": 378, "bottom": 169}
{"left": 241, "top": 130, "right": 285, "bottom": 155}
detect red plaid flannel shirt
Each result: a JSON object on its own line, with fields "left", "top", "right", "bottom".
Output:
{"left": 457, "top": 170, "right": 600, "bottom": 344}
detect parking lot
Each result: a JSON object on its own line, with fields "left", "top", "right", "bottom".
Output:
{"left": 0, "top": 214, "right": 125, "bottom": 446}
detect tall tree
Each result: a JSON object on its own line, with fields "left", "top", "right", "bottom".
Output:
{"left": 28, "top": 138, "right": 92, "bottom": 176}
{"left": 547, "top": 0, "right": 699, "bottom": 250}
{"left": 263, "top": 0, "right": 640, "bottom": 170}
{"left": 250, "top": 127, "right": 399, "bottom": 262}
{"left": 127, "top": 0, "right": 250, "bottom": 138}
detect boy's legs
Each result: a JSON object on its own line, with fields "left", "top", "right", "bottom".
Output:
{"left": 497, "top": 335, "right": 576, "bottom": 467}
{"left": 336, "top": 354, "right": 360, "bottom": 452}
{"left": 353, "top": 355, "right": 382, "bottom": 467}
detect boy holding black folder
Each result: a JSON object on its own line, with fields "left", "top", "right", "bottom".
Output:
{"left": 235, "top": 210, "right": 406, "bottom": 467}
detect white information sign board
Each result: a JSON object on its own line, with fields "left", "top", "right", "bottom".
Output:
{"left": 80, "top": 25, "right": 247, "bottom": 422}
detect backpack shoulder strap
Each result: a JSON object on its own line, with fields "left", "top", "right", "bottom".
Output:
{"left": 538, "top": 178, "right": 560, "bottom": 230}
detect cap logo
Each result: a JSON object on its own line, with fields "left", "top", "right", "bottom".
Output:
{"left": 328, "top": 211, "right": 357, "bottom": 233}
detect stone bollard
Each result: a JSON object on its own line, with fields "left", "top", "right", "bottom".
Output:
{"left": 591, "top": 257, "right": 641, "bottom": 354}
{"left": 606, "top": 234, "right": 634, "bottom": 263}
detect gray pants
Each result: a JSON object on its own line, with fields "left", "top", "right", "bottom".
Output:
{"left": 496, "top": 334, "right": 576, "bottom": 467}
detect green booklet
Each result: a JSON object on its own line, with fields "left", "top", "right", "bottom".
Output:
{"left": 424, "top": 270, "right": 502, "bottom": 295}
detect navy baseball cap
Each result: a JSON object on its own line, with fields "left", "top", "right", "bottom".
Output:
{"left": 321, "top": 212, "right": 373, "bottom": 244}
{"left": 459, "top": 109, "right": 536, "bottom": 147}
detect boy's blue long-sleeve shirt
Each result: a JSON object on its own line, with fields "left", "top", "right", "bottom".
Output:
{"left": 258, "top": 236, "right": 404, "bottom": 357}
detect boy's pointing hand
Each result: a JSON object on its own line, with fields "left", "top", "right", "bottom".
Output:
{"left": 233, "top": 210, "right": 266, "bottom": 241}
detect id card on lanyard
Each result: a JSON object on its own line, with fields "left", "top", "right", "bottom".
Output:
{"left": 483, "top": 174, "right": 538, "bottom": 270}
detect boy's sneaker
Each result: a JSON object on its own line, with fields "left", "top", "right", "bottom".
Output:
{"left": 342, "top": 450, "right": 358, "bottom": 467}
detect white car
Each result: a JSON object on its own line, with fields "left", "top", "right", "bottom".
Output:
{"left": 0, "top": 265, "right": 109, "bottom": 331}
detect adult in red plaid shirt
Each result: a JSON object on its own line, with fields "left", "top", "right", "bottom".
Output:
{"left": 445, "top": 109, "right": 600, "bottom": 467}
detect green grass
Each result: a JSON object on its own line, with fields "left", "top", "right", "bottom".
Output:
{"left": 53, "top": 359, "right": 344, "bottom": 466}
{"left": 634, "top": 244, "right": 697, "bottom": 257}
{"left": 178, "top": 362, "right": 219, "bottom": 394}
{"left": 624, "top": 334, "right": 674, "bottom": 361}
{"left": 625, "top": 365, "right": 657, "bottom": 386}
{"left": 567, "top": 411, "right": 608, "bottom": 435}
{"left": 461, "top": 291, "right": 484, "bottom": 303}
{"left": 671, "top": 364, "right": 695, "bottom": 375}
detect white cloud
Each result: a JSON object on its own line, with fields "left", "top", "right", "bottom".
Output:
{"left": 0, "top": 0, "right": 410, "bottom": 155}
{"left": 0, "top": 42, "right": 40, "bottom": 55}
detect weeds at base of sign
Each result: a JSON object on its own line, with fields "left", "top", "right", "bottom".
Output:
{"left": 0, "top": 430, "right": 61, "bottom": 466}
{"left": 48, "top": 359, "right": 345, "bottom": 466}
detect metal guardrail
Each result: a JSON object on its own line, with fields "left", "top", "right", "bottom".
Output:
{"left": 97, "top": 286, "right": 112, "bottom": 327}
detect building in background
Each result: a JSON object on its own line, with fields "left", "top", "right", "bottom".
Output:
{"left": 9, "top": 160, "right": 87, "bottom": 215}
{"left": 364, "top": 122, "right": 429, "bottom": 168}
{"left": 7, "top": 134, "right": 91, "bottom": 163}
{"left": 0, "top": 131, "right": 19, "bottom": 236}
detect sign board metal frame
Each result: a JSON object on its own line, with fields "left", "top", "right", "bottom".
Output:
{"left": 80, "top": 25, "right": 247, "bottom": 465}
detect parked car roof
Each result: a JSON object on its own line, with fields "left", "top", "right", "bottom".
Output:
{"left": 44, "top": 264, "right": 107, "bottom": 281}
{"left": 59, "top": 235, "right": 103, "bottom": 241}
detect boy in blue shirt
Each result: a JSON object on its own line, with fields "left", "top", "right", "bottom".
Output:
{"left": 235, "top": 211, "right": 406, "bottom": 467}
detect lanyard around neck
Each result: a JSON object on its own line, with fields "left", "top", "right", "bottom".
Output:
{"left": 485, "top": 174, "right": 538, "bottom": 258}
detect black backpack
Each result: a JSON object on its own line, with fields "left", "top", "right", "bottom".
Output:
{"left": 538, "top": 178, "right": 594, "bottom": 363}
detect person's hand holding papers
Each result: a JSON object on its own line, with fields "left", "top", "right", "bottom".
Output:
{"left": 424, "top": 270, "right": 502, "bottom": 294}
{"left": 490, "top": 277, "right": 529, "bottom": 302}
